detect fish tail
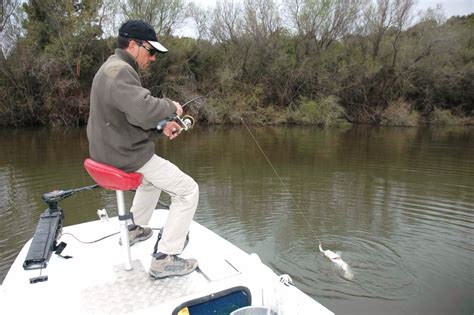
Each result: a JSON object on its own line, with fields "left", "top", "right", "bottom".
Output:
{"left": 318, "top": 242, "right": 323, "bottom": 252}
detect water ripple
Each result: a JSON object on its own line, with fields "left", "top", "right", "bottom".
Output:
{"left": 276, "top": 232, "right": 418, "bottom": 301}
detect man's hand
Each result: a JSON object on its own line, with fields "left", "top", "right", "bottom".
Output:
{"left": 173, "top": 101, "right": 183, "bottom": 117}
{"left": 163, "top": 121, "right": 182, "bottom": 140}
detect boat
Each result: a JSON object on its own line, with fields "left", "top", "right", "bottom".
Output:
{"left": 0, "top": 161, "right": 334, "bottom": 314}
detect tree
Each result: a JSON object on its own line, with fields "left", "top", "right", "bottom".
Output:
{"left": 242, "top": 0, "right": 281, "bottom": 82}
{"left": 209, "top": 0, "right": 243, "bottom": 44}
{"left": 120, "top": 0, "right": 187, "bottom": 37}
{"left": 22, "top": 0, "right": 102, "bottom": 79}
{"left": 364, "top": 0, "right": 414, "bottom": 63}
{"left": 1, "top": 0, "right": 23, "bottom": 56}
{"left": 284, "top": 0, "right": 363, "bottom": 55}
{"left": 2, "top": 0, "right": 104, "bottom": 126}
{"left": 187, "top": 2, "right": 211, "bottom": 40}
{"left": 244, "top": 0, "right": 280, "bottom": 43}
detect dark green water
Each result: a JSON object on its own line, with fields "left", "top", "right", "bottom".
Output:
{"left": 1, "top": 126, "right": 473, "bottom": 314}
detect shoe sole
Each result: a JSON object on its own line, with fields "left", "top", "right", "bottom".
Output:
{"left": 149, "top": 262, "right": 199, "bottom": 279}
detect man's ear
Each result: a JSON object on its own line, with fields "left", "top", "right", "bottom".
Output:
{"left": 126, "top": 40, "right": 137, "bottom": 54}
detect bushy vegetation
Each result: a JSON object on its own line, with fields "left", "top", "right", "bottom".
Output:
{"left": 380, "top": 100, "right": 419, "bottom": 127}
{"left": 290, "top": 96, "right": 350, "bottom": 128}
{"left": 0, "top": 0, "right": 473, "bottom": 127}
{"left": 429, "top": 107, "right": 465, "bottom": 126}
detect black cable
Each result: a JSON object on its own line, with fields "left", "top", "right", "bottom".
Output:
{"left": 61, "top": 226, "right": 163, "bottom": 244}
{"left": 61, "top": 232, "right": 120, "bottom": 244}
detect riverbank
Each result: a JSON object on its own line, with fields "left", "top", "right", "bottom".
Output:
{"left": 1, "top": 96, "right": 472, "bottom": 128}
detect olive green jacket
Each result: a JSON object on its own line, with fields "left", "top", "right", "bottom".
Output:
{"left": 87, "top": 49, "right": 175, "bottom": 172}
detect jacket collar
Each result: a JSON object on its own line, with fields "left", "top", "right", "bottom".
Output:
{"left": 115, "top": 48, "right": 139, "bottom": 72}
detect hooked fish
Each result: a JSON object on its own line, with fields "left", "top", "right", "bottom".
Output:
{"left": 319, "top": 243, "right": 354, "bottom": 280}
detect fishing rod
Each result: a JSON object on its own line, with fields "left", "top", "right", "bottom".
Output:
{"left": 240, "top": 118, "right": 322, "bottom": 245}
{"left": 182, "top": 95, "right": 205, "bottom": 109}
{"left": 156, "top": 96, "right": 205, "bottom": 132}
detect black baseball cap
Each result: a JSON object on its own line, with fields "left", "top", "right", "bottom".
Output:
{"left": 118, "top": 20, "right": 168, "bottom": 53}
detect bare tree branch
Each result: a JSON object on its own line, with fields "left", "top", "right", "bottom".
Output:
{"left": 121, "top": 0, "right": 187, "bottom": 37}
{"left": 209, "top": 0, "right": 243, "bottom": 44}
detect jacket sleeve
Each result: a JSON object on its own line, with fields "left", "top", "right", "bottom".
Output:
{"left": 111, "top": 66, "right": 176, "bottom": 130}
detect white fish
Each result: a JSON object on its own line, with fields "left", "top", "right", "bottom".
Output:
{"left": 319, "top": 243, "right": 354, "bottom": 280}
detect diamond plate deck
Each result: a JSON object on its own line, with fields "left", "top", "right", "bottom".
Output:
{"left": 81, "top": 260, "right": 207, "bottom": 313}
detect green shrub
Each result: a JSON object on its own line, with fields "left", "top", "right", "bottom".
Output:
{"left": 429, "top": 107, "right": 464, "bottom": 126}
{"left": 380, "top": 100, "right": 419, "bottom": 127}
{"left": 291, "top": 96, "right": 350, "bottom": 128}
{"left": 199, "top": 84, "right": 270, "bottom": 125}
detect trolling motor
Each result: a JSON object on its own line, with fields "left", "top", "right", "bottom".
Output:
{"left": 156, "top": 96, "right": 204, "bottom": 132}
{"left": 23, "top": 184, "right": 98, "bottom": 275}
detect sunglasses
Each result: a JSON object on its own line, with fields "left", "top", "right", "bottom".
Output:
{"left": 134, "top": 40, "right": 157, "bottom": 56}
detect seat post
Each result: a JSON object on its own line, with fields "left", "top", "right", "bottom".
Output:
{"left": 116, "top": 190, "right": 132, "bottom": 271}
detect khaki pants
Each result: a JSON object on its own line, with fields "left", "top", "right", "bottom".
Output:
{"left": 130, "top": 154, "right": 199, "bottom": 255}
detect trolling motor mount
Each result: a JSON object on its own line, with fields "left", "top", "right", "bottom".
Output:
{"left": 23, "top": 185, "right": 98, "bottom": 271}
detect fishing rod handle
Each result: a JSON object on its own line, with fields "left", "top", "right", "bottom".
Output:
{"left": 156, "top": 113, "right": 177, "bottom": 131}
{"left": 156, "top": 119, "right": 167, "bottom": 131}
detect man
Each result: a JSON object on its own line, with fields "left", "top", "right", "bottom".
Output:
{"left": 87, "top": 20, "right": 199, "bottom": 279}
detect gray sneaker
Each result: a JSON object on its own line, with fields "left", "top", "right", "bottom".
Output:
{"left": 119, "top": 225, "right": 153, "bottom": 246}
{"left": 149, "top": 255, "right": 198, "bottom": 279}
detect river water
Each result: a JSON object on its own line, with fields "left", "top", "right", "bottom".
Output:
{"left": 0, "top": 125, "right": 473, "bottom": 314}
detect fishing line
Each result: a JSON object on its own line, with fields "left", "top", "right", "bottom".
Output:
{"left": 240, "top": 118, "right": 322, "bottom": 245}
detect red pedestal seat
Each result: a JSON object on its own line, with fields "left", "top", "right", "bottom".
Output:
{"left": 84, "top": 158, "right": 142, "bottom": 191}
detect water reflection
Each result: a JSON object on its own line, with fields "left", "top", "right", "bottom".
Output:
{"left": 0, "top": 126, "right": 473, "bottom": 314}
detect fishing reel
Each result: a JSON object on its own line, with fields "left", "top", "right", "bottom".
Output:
{"left": 174, "top": 114, "right": 195, "bottom": 131}
{"left": 156, "top": 96, "right": 203, "bottom": 133}
{"left": 156, "top": 113, "right": 195, "bottom": 132}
